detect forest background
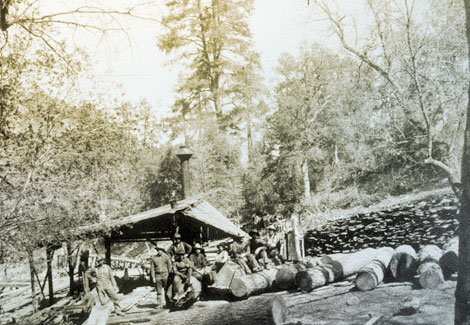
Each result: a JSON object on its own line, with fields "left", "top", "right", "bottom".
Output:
{"left": 0, "top": 0, "right": 466, "bottom": 266}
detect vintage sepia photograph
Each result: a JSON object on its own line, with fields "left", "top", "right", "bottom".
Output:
{"left": 0, "top": 0, "right": 468, "bottom": 324}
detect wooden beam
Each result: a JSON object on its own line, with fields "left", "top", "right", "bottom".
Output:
{"left": 0, "top": 281, "right": 30, "bottom": 288}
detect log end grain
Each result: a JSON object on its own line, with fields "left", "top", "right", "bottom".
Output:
{"left": 295, "top": 270, "right": 313, "bottom": 292}
{"left": 417, "top": 263, "right": 444, "bottom": 289}
{"left": 275, "top": 266, "right": 297, "bottom": 290}
{"left": 355, "top": 271, "right": 377, "bottom": 291}
{"left": 230, "top": 277, "right": 249, "bottom": 298}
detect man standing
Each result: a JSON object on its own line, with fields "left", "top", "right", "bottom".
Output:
{"left": 89, "top": 254, "right": 124, "bottom": 316}
{"left": 150, "top": 244, "right": 172, "bottom": 307}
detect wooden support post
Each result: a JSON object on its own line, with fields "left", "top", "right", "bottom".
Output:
{"left": 27, "top": 249, "right": 37, "bottom": 312}
{"left": 66, "top": 242, "right": 75, "bottom": 296}
{"left": 32, "top": 267, "right": 46, "bottom": 301}
{"left": 105, "top": 237, "right": 111, "bottom": 266}
{"left": 46, "top": 245, "right": 54, "bottom": 306}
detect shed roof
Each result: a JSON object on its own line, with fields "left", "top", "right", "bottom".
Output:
{"left": 78, "top": 194, "right": 248, "bottom": 242}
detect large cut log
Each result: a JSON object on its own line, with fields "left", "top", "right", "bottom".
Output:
{"left": 296, "top": 248, "right": 377, "bottom": 292}
{"left": 167, "top": 276, "right": 201, "bottom": 310}
{"left": 207, "top": 261, "right": 245, "bottom": 298}
{"left": 389, "top": 245, "right": 418, "bottom": 282}
{"left": 319, "top": 253, "right": 348, "bottom": 265}
{"left": 271, "top": 281, "right": 355, "bottom": 324}
{"left": 355, "top": 247, "right": 395, "bottom": 291}
{"left": 230, "top": 268, "right": 278, "bottom": 298}
{"left": 151, "top": 294, "right": 284, "bottom": 325}
{"left": 439, "top": 237, "right": 459, "bottom": 279}
{"left": 275, "top": 263, "right": 307, "bottom": 290}
{"left": 416, "top": 245, "right": 444, "bottom": 289}
{"left": 85, "top": 300, "right": 113, "bottom": 325}
{"left": 212, "top": 261, "right": 245, "bottom": 288}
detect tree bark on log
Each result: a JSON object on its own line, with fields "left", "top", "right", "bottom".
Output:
{"left": 319, "top": 253, "right": 348, "bottom": 265}
{"left": 355, "top": 247, "right": 394, "bottom": 291}
{"left": 213, "top": 261, "right": 246, "bottom": 288}
{"left": 275, "top": 263, "right": 307, "bottom": 290}
{"left": 417, "top": 245, "right": 444, "bottom": 289}
{"left": 439, "top": 237, "right": 459, "bottom": 279}
{"left": 389, "top": 245, "right": 418, "bottom": 282}
{"left": 296, "top": 248, "right": 377, "bottom": 292}
{"left": 271, "top": 282, "right": 355, "bottom": 324}
{"left": 230, "top": 268, "right": 278, "bottom": 298}
{"left": 151, "top": 294, "right": 284, "bottom": 325}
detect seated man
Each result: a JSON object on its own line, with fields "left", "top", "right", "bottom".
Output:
{"left": 213, "top": 243, "right": 229, "bottom": 272}
{"left": 188, "top": 243, "right": 207, "bottom": 282}
{"left": 265, "top": 225, "right": 284, "bottom": 265}
{"left": 230, "top": 236, "right": 262, "bottom": 273}
{"left": 249, "top": 230, "right": 269, "bottom": 269}
{"left": 170, "top": 249, "right": 192, "bottom": 301}
{"left": 167, "top": 233, "right": 192, "bottom": 258}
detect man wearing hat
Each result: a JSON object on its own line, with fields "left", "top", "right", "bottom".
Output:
{"left": 170, "top": 248, "right": 192, "bottom": 301}
{"left": 167, "top": 233, "right": 192, "bottom": 258}
{"left": 89, "top": 254, "right": 124, "bottom": 316}
{"left": 189, "top": 243, "right": 207, "bottom": 282}
{"left": 249, "top": 230, "right": 269, "bottom": 269}
{"left": 265, "top": 225, "right": 284, "bottom": 265}
{"left": 150, "top": 243, "right": 172, "bottom": 307}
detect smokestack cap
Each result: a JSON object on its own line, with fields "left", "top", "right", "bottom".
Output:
{"left": 176, "top": 145, "right": 193, "bottom": 162}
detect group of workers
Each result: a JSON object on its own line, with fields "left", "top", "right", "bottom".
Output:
{"left": 149, "top": 225, "right": 285, "bottom": 309}
{"left": 80, "top": 225, "right": 284, "bottom": 315}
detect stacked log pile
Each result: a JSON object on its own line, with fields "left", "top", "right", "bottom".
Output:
{"left": 305, "top": 196, "right": 459, "bottom": 255}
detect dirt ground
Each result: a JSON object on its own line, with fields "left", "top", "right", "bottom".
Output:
{"left": 284, "top": 281, "right": 455, "bottom": 325}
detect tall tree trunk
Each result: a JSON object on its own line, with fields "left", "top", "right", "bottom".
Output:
{"left": 27, "top": 249, "right": 37, "bottom": 312}
{"left": 247, "top": 109, "right": 253, "bottom": 163}
{"left": 455, "top": 2, "right": 470, "bottom": 323}
{"left": 302, "top": 160, "right": 311, "bottom": 201}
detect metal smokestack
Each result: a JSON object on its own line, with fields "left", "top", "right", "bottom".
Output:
{"left": 175, "top": 145, "right": 193, "bottom": 199}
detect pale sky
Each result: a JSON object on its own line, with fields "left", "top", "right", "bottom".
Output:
{"left": 66, "top": 0, "right": 342, "bottom": 114}
{"left": 41, "top": 0, "right": 367, "bottom": 115}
